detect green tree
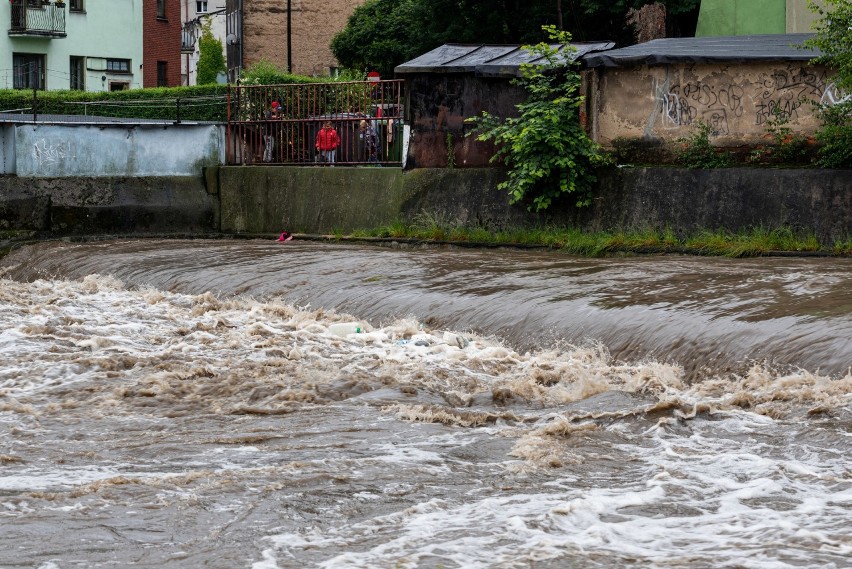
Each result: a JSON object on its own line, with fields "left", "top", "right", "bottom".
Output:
{"left": 467, "top": 26, "right": 609, "bottom": 211}
{"left": 806, "top": 0, "right": 852, "bottom": 91}
{"left": 332, "top": 0, "right": 700, "bottom": 78}
{"left": 331, "top": 0, "right": 422, "bottom": 77}
{"left": 196, "top": 21, "right": 226, "bottom": 85}
{"left": 805, "top": 0, "right": 852, "bottom": 167}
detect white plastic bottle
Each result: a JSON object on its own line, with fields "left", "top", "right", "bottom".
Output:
{"left": 328, "top": 322, "right": 363, "bottom": 337}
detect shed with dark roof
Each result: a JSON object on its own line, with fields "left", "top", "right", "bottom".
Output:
{"left": 577, "top": 34, "right": 837, "bottom": 149}
{"left": 394, "top": 42, "right": 613, "bottom": 168}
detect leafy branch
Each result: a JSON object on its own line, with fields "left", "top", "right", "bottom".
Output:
{"left": 466, "top": 25, "right": 609, "bottom": 211}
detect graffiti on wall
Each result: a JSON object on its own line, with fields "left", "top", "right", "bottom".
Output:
{"left": 32, "top": 139, "right": 73, "bottom": 166}
{"left": 820, "top": 82, "right": 851, "bottom": 106}
{"left": 660, "top": 82, "right": 745, "bottom": 134}
{"left": 658, "top": 65, "right": 841, "bottom": 134}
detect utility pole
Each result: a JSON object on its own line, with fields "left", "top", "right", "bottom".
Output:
{"left": 287, "top": 0, "right": 292, "bottom": 73}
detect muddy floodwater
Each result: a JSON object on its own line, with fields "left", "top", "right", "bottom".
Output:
{"left": 0, "top": 239, "right": 849, "bottom": 569}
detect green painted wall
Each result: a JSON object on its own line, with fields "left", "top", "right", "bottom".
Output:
{"left": 696, "top": 0, "right": 787, "bottom": 36}
{"left": 1, "top": 0, "right": 144, "bottom": 91}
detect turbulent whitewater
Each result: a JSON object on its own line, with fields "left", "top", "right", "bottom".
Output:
{"left": 0, "top": 240, "right": 849, "bottom": 568}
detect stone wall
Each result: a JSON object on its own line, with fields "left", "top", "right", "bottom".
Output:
{"left": 587, "top": 61, "right": 846, "bottom": 147}
{"left": 242, "top": 0, "right": 365, "bottom": 76}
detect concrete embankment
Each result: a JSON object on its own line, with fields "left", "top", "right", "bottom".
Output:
{"left": 0, "top": 175, "right": 218, "bottom": 235}
{"left": 217, "top": 166, "right": 851, "bottom": 244}
{"left": 1, "top": 167, "right": 850, "bottom": 244}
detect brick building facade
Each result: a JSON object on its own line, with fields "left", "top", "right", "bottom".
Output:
{"left": 144, "top": 0, "right": 182, "bottom": 87}
{"left": 242, "top": 0, "right": 365, "bottom": 76}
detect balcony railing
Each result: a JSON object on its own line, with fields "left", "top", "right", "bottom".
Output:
{"left": 9, "top": 0, "right": 67, "bottom": 38}
{"left": 181, "top": 22, "right": 198, "bottom": 53}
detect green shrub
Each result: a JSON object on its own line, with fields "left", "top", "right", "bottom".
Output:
{"left": 748, "top": 107, "right": 813, "bottom": 166}
{"left": 467, "top": 26, "right": 610, "bottom": 211}
{"left": 673, "top": 121, "right": 732, "bottom": 168}
{"left": 196, "top": 21, "right": 227, "bottom": 85}
{"left": 814, "top": 101, "right": 852, "bottom": 168}
{"left": 0, "top": 85, "right": 229, "bottom": 122}
{"left": 806, "top": 1, "right": 852, "bottom": 168}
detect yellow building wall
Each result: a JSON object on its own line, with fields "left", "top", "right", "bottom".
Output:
{"left": 588, "top": 61, "right": 841, "bottom": 146}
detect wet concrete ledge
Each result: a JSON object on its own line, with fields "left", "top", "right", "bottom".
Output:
{"left": 218, "top": 166, "right": 852, "bottom": 245}
{"left": 1, "top": 167, "right": 850, "bottom": 246}
{"left": 0, "top": 175, "right": 218, "bottom": 235}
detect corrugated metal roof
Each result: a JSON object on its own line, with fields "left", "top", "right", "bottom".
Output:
{"left": 582, "top": 34, "right": 821, "bottom": 68}
{"left": 395, "top": 42, "right": 616, "bottom": 77}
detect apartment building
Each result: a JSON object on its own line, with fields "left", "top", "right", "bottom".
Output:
{"left": 144, "top": 0, "right": 181, "bottom": 87}
{"left": 2, "top": 0, "right": 181, "bottom": 91}
{"left": 2, "top": 0, "right": 143, "bottom": 91}
{"left": 225, "top": 0, "right": 365, "bottom": 80}
{"left": 181, "top": 0, "right": 227, "bottom": 86}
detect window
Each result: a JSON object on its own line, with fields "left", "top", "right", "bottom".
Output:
{"left": 13, "top": 53, "right": 45, "bottom": 90}
{"left": 157, "top": 0, "right": 166, "bottom": 19}
{"left": 69, "top": 0, "right": 84, "bottom": 11}
{"left": 196, "top": 1, "right": 207, "bottom": 13}
{"left": 109, "top": 81, "right": 129, "bottom": 92}
{"left": 70, "top": 56, "right": 85, "bottom": 90}
{"left": 157, "top": 61, "right": 168, "bottom": 87}
{"left": 106, "top": 58, "right": 131, "bottom": 73}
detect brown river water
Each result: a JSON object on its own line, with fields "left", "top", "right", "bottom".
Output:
{"left": 0, "top": 239, "right": 849, "bottom": 568}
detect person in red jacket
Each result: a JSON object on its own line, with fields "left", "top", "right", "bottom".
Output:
{"left": 315, "top": 121, "right": 340, "bottom": 165}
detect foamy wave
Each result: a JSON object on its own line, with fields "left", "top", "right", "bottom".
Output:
{"left": 0, "top": 276, "right": 847, "bottom": 425}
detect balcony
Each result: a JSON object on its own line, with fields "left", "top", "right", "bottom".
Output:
{"left": 9, "top": 0, "right": 67, "bottom": 38}
{"left": 181, "top": 21, "right": 198, "bottom": 53}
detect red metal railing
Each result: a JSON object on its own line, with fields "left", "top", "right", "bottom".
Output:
{"left": 226, "top": 80, "right": 405, "bottom": 166}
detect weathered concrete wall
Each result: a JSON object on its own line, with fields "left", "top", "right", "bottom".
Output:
{"left": 10, "top": 123, "right": 225, "bottom": 178}
{"left": 405, "top": 74, "right": 526, "bottom": 168}
{"left": 217, "top": 167, "right": 852, "bottom": 244}
{"left": 219, "top": 167, "right": 408, "bottom": 233}
{"left": 584, "top": 168, "right": 851, "bottom": 244}
{"left": 0, "top": 176, "right": 217, "bottom": 234}
{"left": 3, "top": 166, "right": 847, "bottom": 244}
{"left": 589, "top": 61, "right": 842, "bottom": 147}
{"left": 243, "top": 0, "right": 366, "bottom": 76}
{"left": 0, "top": 126, "right": 14, "bottom": 175}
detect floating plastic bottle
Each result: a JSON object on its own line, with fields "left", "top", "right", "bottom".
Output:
{"left": 328, "top": 322, "right": 363, "bottom": 337}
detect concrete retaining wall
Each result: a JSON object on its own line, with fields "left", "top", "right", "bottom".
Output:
{"left": 0, "top": 175, "right": 217, "bottom": 234}
{"left": 2, "top": 166, "right": 848, "bottom": 244}
{"left": 218, "top": 166, "right": 852, "bottom": 244}
{"left": 0, "top": 125, "right": 14, "bottom": 175}
{"left": 7, "top": 123, "right": 224, "bottom": 178}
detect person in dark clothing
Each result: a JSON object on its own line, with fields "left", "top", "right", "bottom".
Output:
{"left": 263, "top": 101, "right": 281, "bottom": 162}
{"left": 359, "top": 119, "right": 380, "bottom": 165}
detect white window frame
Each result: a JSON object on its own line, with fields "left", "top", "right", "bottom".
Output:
{"left": 196, "top": 1, "right": 208, "bottom": 13}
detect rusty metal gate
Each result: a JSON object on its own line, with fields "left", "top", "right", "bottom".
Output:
{"left": 226, "top": 80, "right": 404, "bottom": 166}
